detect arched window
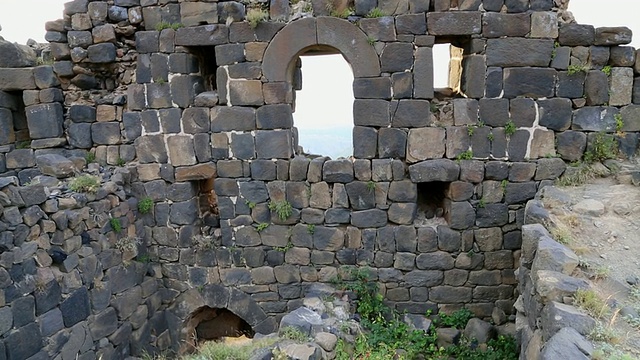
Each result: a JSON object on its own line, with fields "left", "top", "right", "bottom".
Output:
{"left": 292, "top": 53, "right": 354, "bottom": 159}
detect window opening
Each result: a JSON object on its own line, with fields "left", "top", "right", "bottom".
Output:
{"left": 198, "top": 178, "right": 219, "bottom": 226}
{"left": 181, "top": 307, "right": 254, "bottom": 354}
{"left": 189, "top": 46, "right": 217, "bottom": 92}
{"left": 432, "top": 43, "right": 463, "bottom": 97}
{"left": 0, "top": 91, "right": 28, "bottom": 147}
{"left": 416, "top": 181, "right": 450, "bottom": 226}
{"left": 292, "top": 53, "right": 354, "bottom": 159}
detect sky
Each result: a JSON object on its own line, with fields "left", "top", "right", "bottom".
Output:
{"left": 0, "top": 1, "right": 638, "bottom": 157}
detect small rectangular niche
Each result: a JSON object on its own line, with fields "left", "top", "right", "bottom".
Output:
{"left": 416, "top": 181, "right": 450, "bottom": 226}
{"left": 432, "top": 42, "right": 463, "bottom": 95}
{"left": 188, "top": 46, "right": 217, "bottom": 91}
{"left": 197, "top": 178, "right": 219, "bottom": 226}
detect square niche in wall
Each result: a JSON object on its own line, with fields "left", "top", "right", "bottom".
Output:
{"left": 416, "top": 181, "right": 450, "bottom": 226}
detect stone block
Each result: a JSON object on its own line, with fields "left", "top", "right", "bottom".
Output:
{"left": 255, "top": 130, "right": 292, "bottom": 159}
{"left": 146, "top": 83, "right": 172, "bottom": 108}
{"left": 610, "top": 46, "right": 636, "bottom": 67}
{"left": 175, "top": 25, "right": 229, "bottom": 46}
{"left": 445, "top": 126, "right": 471, "bottom": 159}
{"left": 5, "top": 323, "right": 42, "bottom": 360}
{"left": 572, "top": 106, "right": 618, "bottom": 132}
{"left": 92, "top": 122, "right": 121, "bottom": 145}
{"left": 392, "top": 100, "right": 431, "bottom": 127}
{"left": 354, "top": 100, "right": 390, "bottom": 126}
{"left": 166, "top": 135, "right": 196, "bottom": 166}
{"left": 0, "top": 68, "right": 36, "bottom": 91}
{"left": 427, "top": 12, "right": 481, "bottom": 35}
{"left": 26, "top": 103, "right": 64, "bottom": 139}
{"left": 487, "top": 38, "right": 553, "bottom": 67}
{"left": 558, "top": 24, "right": 595, "bottom": 46}
{"left": 482, "top": 13, "right": 530, "bottom": 38}
{"left": 486, "top": 67, "right": 503, "bottom": 98}
{"left": 479, "top": 98, "right": 509, "bottom": 127}
{"left": 33, "top": 66, "right": 60, "bottom": 89}
{"left": 396, "top": 14, "right": 426, "bottom": 35}
{"left": 538, "top": 98, "right": 572, "bottom": 131}
{"left": 407, "top": 127, "right": 445, "bottom": 162}
{"left": 409, "top": 159, "right": 459, "bottom": 183}
{"left": 359, "top": 17, "right": 396, "bottom": 42}
{"left": 414, "top": 47, "right": 434, "bottom": 99}
{"left": 610, "top": 67, "right": 633, "bottom": 106}
{"left": 180, "top": 2, "right": 217, "bottom": 27}
{"left": 503, "top": 67, "right": 555, "bottom": 99}
{"left": 378, "top": 128, "right": 406, "bottom": 158}
{"left": 211, "top": 106, "right": 256, "bottom": 132}
{"left": 256, "top": 104, "right": 293, "bottom": 129}
{"left": 88, "top": 43, "right": 116, "bottom": 63}
{"left": 530, "top": 12, "right": 558, "bottom": 38}
{"left": 381, "top": 43, "right": 414, "bottom": 73}
{"left": 510, "top": 98, "right": 536, "bottom": 127}
{"left": 135, "top": 31, "right": 159, "bottom": 53}
{"left": 323, "top": 159, "right": 354, "bottom": 183}
{"left": 171, "top": 75, "right": 204, "bottom": 108}
{"left": 557, "top": 72, "right": 585, "bottom": 98}
{"left": 556, "top": 131, "right": 587, "bottom": 162}
{"left": 353, "top": 77, "right": 392, "bottom": 99}
{"left": 351, "top": 209, "right": 387, "bottom": 228}
{"left": 530, "top": 129, "right": 556, "bottom": 159}
{"left": 595, "top": 27, "right": 632, "bottom": 46}
{"left": 229, "top": 80, "right": 264, "bottom": 106}
{"left": 476, "top": 203, "right": 508, "bottom": 227}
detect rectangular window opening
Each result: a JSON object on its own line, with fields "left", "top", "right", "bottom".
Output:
{"left": 416, "top": 181, "right": 451, "bottom": 226}
{"left": 189, "top": 46, "right": 217, "bottom": 92}
{"left": 198, "top": 178, "right": 219, "bottom": 226}
{"left": 0, "top": 91, "right": 29, "bottom": 147}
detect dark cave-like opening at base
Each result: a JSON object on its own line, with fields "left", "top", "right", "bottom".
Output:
{"left": 182, "top": 307, "right": 255, "bottom": 354}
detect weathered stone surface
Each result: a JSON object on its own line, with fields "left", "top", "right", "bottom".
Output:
{"left": 60, "top": 287, "right": 91, "bottom": 327}
{"left": 0, "top": 40, "right": 36, "bottom": 68}
{"left": 427, "top": 12, "right": 481, "bottom": 35}
{"left": 558, "top": 24, "right": 595, "bottom": 46}
{"left": 407, "top": 128, "right": 445, "bottom": 162}
{"left": 540, "top": 327, "right": 593, "bottom": 360}
{"left": 486, "top": 39, "right": 553, "bottom": 67}
{"left": 594, "top": 26, "right": 632, "bottom": 46}
{"left": 483, "top": 13, "right": 530, "bottom": 38}
{"left": 26, "top": 103, "right": 64, "bottom": 139}
{"left": 409, "top": 159, "right": 459, "bottom": 183}
{"left": 175, "top": 25, "right": 229, "bottom": 46}
{"left": 503, "top": 67, "right": 555, "bottom": 98}
{"left": 538, "top": 98, "right": 572, "bottom": 131}
{"left": 572, "top": 106, "right": 618, "bottom": 132}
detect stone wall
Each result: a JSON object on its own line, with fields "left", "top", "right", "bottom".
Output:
{"left": 0, "top": 0, "right": 639, "bottom": 358}
{"left": 516, "top": 194, "right": 594, "bottom": 359}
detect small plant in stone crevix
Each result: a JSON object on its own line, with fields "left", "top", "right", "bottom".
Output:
{"left": 434, "top": 308, "right": 474, "bottom": 329}
{"left": 246, "top": 8, "right": 268, "bottom": 28}
{"left": 194, "top": 234, "right": 215, "bottom": 250}
{"left": 456, "top": 149, "right": 473, "bottom": 162}
{"left": 365, "top": 7, "right": 385, "bottom": 18}
{"left": 583, "top": 132, "right": 618, "bottom": 164}
{"left": 567, "top": 63, "right": 590, "bottom": 75}
{"left": 366, "top": 180, "right": 376, "bottom": 192}
{"left": 116, "top": 157, "right": 126, "bottom": 167}
{"left": 115, "top": 235, "right": 141, "bottom": 253}
{"left": 109, "top": 217, "right": 123, "bottom": 233}
{"left": 366, "top": 36, "right": 376, "bottom": 46}
{"left": 477, "top": 197, "right": 486, "bottom": 208}
{"left": 467, "top": 124, "right": 475, "bottom": 136}
{"left": 307, "top": 224, "right": 315, "bottom": 235}
{"left": 487, "top": 132, "right": 495, "bottom": 142}
{"left": 269, "top": 200, "right": 293, "bottom": 221}
{"left": 602, "top": 65, "right": 612, "bottom": 76}
{"left": 279, "top": 326, "right": 309, "bottom": 342}
{"left": 84, "top": 151, "right": 96, "bottom": 164}
{"left": 274, "top": 241, "right": 293, "bottom": 253}
{"left": 245, "top": 200, "right": 256, "bottom": 209}
{"left": 614, "top": 113, "right": 625, "bottom": 134}
{"left": 256, "top": 222, "right": 269, "bottom": 232}
{"left": 154, "top": 21, "right": 183, "bottom": 31}
{"left": 137, "top": 197, "right": 154, "bottom": 214}
{"left": 69, "top": 174, "right": 100, "bottom": 193}
{"left": 504, "top": 120, "right": 517, "bottom": 136}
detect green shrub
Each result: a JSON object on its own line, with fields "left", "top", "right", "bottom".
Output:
{"left": 85, "top": 152, "right": 96, "bottom": 164}
{"left": 246, "top": 8, "right": 268, "bottom": 28}
{"left": 583, "top": 132, "right": 618, "bottom": 163}
{"left": 138, "top": 197, "right": 154, "bottom": 214}
{"left": 110, "top": 217, "right": 122, "bottom": 233}
{"left": 504, "top": 120, "right": 517, "bottom": 136}
{"left": 69, "top": 175, "right": 100, "bottom": 193}
{"left": 365, "top": 7, "right": 385, "bottom": 18}
{"left": 435, "top": 308, "right": 474, "bottom": 329}
{"left": 269, "top": 200, "right": 293, "bottom": 221}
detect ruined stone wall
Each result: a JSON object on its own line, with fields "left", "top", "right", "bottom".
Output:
{"left": 0, "top": 0, "right": 639, "bottom": 358}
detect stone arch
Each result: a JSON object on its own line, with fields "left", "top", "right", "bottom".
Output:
{"left": 170, "top": 285, "right": 277, "bottom": 354}
{"left": 262, "top": 16, "right": 381, "bottom": 83}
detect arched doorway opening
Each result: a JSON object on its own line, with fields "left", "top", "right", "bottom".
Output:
{"left": 181, "top": 306, "right": 255, "bottom": 354}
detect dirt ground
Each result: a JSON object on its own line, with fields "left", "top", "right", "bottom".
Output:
{"left": 540, "top": 167, "right": 640, "bottom": 357}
